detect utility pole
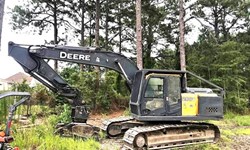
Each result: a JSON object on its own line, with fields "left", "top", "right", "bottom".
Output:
{"left": 136, "top": 0, "right": 143, "bottom": 70}
{"left": 179, "top": 0, "right": 186, "bottom": 71}
{"left": 0, "top": 0, "right": 5, "bottom": 51}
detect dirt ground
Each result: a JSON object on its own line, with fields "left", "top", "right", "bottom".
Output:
{"left": 87, "top": 111, "right": 250, "bottom": 150}
{"left": 87, "top": 110, "right": 125, "bottom": 128}
{"left": 87, "top": 111, "right": 125, "bottom": 150}
{"left": 232, "top": 135, "right": 250, "bottom": 150}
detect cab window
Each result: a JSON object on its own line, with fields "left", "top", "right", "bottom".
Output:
{"left": 167, "top": 76, "right": 181, "bottom": 105}
{"left": 145, "top": 77, "right": 163, "bottom": 98}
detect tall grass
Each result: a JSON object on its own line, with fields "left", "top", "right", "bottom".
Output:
{"left": 0, "top": 93, "right": 15, "bottom": 122}
{"left": 224, "top": 112, "right": 250, "bottom": 126}
{"left": 11, "top": 115, "right": 100, "bottom": 150}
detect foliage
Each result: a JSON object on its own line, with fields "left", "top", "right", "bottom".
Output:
{"left": 11, "top": 80, "right": 31, "bottom": 92}
{"left": 225, "top": 113, "right": 250, "bottom": 126}
{"left": 193, "top": 0, "right": 250, "bottom": 43}
{"left": 0, "top": 83, "right": 31, "bottom": 123}
{"left": 11, "top": 0, "right": 71, "bottom": 41}
{"left": 155, "top": 49, "right": 178, "bottom": 70}
{"left": 32, "top": 84, "right": 55, "bottom": 107}
{"left": 8, "top": 0, "right": 250, "bottom": 114}
{"left": 186, "top": 38, "right": 250, "bottom": 113}
{"left": 57, "top": 104, "right": 72, "bottom": 123}
{"left": 0, "top": 91, "right": 13, "bottom": 123}
{"left": 60, "top": 65, "right": 129, "bottom": 113}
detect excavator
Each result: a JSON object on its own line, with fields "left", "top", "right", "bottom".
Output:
{"left": 8, "top": 41, "right": 223, "bottom": 149}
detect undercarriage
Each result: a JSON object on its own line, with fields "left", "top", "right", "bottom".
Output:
{"left": 56, "top": 116, "right": 220, "bottom": 150}
{"left": 103, "top": 117, "right": 220, "bottom": 149}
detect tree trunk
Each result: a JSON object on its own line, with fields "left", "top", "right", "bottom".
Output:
{"left": 0, "top": 0, "right": 5, "bottom": 50}
{"left": 179, "top": 0, "right": 186, "bottom": 71}
{"left": 80, "top": 0, "right": 85, "bottom": 71}
{"left": 118, "top": 2, "right": 122, "bottom": 54}
{"left": 94, "top": 0, "right": 101, "bottom": 110}
{"left": 136, "top": 0, "right": 143, "bottom": 70}
{"left": 95, "top": 0, "right": 100, "bottom": 48}
{"left": 89, "top": 15, "right": 92, "bottom": 46}
{"left": 105, "top": 0, "right": 109, "bottom": 50}
{"left": 80, "top": 0, "right": 85, "bottom": 46}
{"left": 213, "top": 5, "right": 220, "bottom": 43}
{"left": 53, "top": 0, "right": 58, "bottom": 72}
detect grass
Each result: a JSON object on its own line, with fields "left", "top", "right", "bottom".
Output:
{"left": 180, "top": 112, "right": 250, "bottom": 150}
{"left": 235, "top": 128, "right": 250, "bottom": 135}
{"left": 3, "top": 104, "right": 250, "bottom": 150}
{"left": 10, "top": 115, "right": 100, "bottom": 150}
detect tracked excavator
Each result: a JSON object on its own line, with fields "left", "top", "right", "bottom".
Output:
{"left": 8, "top": 42, "right": 223, "bottom": 149}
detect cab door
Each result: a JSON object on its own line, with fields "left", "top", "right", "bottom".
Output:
{"left": 142, "top": 74, "right": 181, "bottom": 116}
{"left": 165, "top": 75, "right": 181, "bottom": 116}
{"left": 143, "top": 76, "right": 166, "bottom": 116}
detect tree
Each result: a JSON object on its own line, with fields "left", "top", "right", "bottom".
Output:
{"left": 136, "top": 0, "right": 143, "bottom": 69}
{"left": 179, "top": 0, "right": 186, "bottom": 71}
{"left": 0, "top": 0, "right": 5, "bottom": 49}
{"left": 11, "top": 0, "right": 72, "bottom": 72}
{"left": 139, "top": 0, "right": 185, "bottom": 69}
{"left": 186, "top": 29, "right": 250, "bottom": 113}
{"left": 93, "top": 0, "right": 101, "bottom": 110}
{"left": 141, "top": 0, "right": 178, "bottom": 69}
{"left": 193, "top": 0, "right": 250, "bottom": 43}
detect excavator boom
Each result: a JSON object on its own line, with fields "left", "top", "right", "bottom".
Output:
{"left": 8, "top": 41, "right": 138, "bottom": 122}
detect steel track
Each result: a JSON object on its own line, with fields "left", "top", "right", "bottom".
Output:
{"left": 122, "top": 122, "right": 220, "bottom": 150}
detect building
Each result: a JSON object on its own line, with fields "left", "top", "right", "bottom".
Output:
{"left": 0, "top": 72, "right": 37, "bottom": 91}
{"left": 0, "top": 78, "right": 11, "bottom": 91}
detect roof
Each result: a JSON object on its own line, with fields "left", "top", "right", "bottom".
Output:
{"left": 0, "top": 78, "right": 8, "bottom": 83}
{"left": 5, "top": 72, "right": 33, "bottom": 84}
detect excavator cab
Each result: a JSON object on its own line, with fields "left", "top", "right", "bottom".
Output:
{"left": 130, "top": 70, "right": 223, "bottom": 121}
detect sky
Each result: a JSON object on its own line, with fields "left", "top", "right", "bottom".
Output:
{"left": 0, "top": 0, "right": 53, "bottom": 79}
{"left": 0, "top": 0, "right": 200, "bottom": 79}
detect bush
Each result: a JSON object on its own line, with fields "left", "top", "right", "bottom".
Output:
{"left": 224, "top": 95, "right": 249, "bottom": 114}
{"left": 57, "top": 104, "right": 72, "bottom": 123}
{"left": 60, "top": 66, "right": 130, "bottom": 113}
{"left": 32, "top": 84, "right": 56, "bottom": 107}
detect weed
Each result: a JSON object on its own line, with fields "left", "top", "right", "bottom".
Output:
{"left": 11, "top": 119, "right": 100, "bottom": 150}
{"left": 221, "top": 129, "right": 235, "bottom": 137}
{"left": 47, "top": 115, "right": 59, "bottom": 127}
{"left": 181, "top": 144, "right": 220, "bottom": 150}
{"left": 235, "top": 128, "right": 250, "bottom": 135}
{"left": 10, "top": 110, "right": 100, "bottom": 150}
{"left": 123, "top": 107, "right": 131, "bottom": 116}
{"left": 98, "top": 130, "right": 106, "bottom": 140}
{"left": 58, "top": 104, "right": 72, "bottom": 123}
{"left": 30, "top": 114, "right": 37, "bottom": 124}
{"left": 232, "top": 116, "right": 250, "bottom": 126}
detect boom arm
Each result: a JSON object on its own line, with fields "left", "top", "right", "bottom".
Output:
{"left": 8, "top": 42, "right": 138, "bottom": 106}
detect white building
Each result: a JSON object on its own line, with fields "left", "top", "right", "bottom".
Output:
{"left": 0, "top": 78, "right": 11, "bottom": 91}
{"left": 0, "top": 72, "right": 38, "bottom": 91}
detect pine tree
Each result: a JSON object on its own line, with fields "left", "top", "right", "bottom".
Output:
{"left": 0, "top": 0, "right": 5, "bottom": 49}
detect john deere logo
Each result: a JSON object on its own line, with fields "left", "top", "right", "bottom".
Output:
{"left": 60, "top": 52, "right": 90, "bottom": 61}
